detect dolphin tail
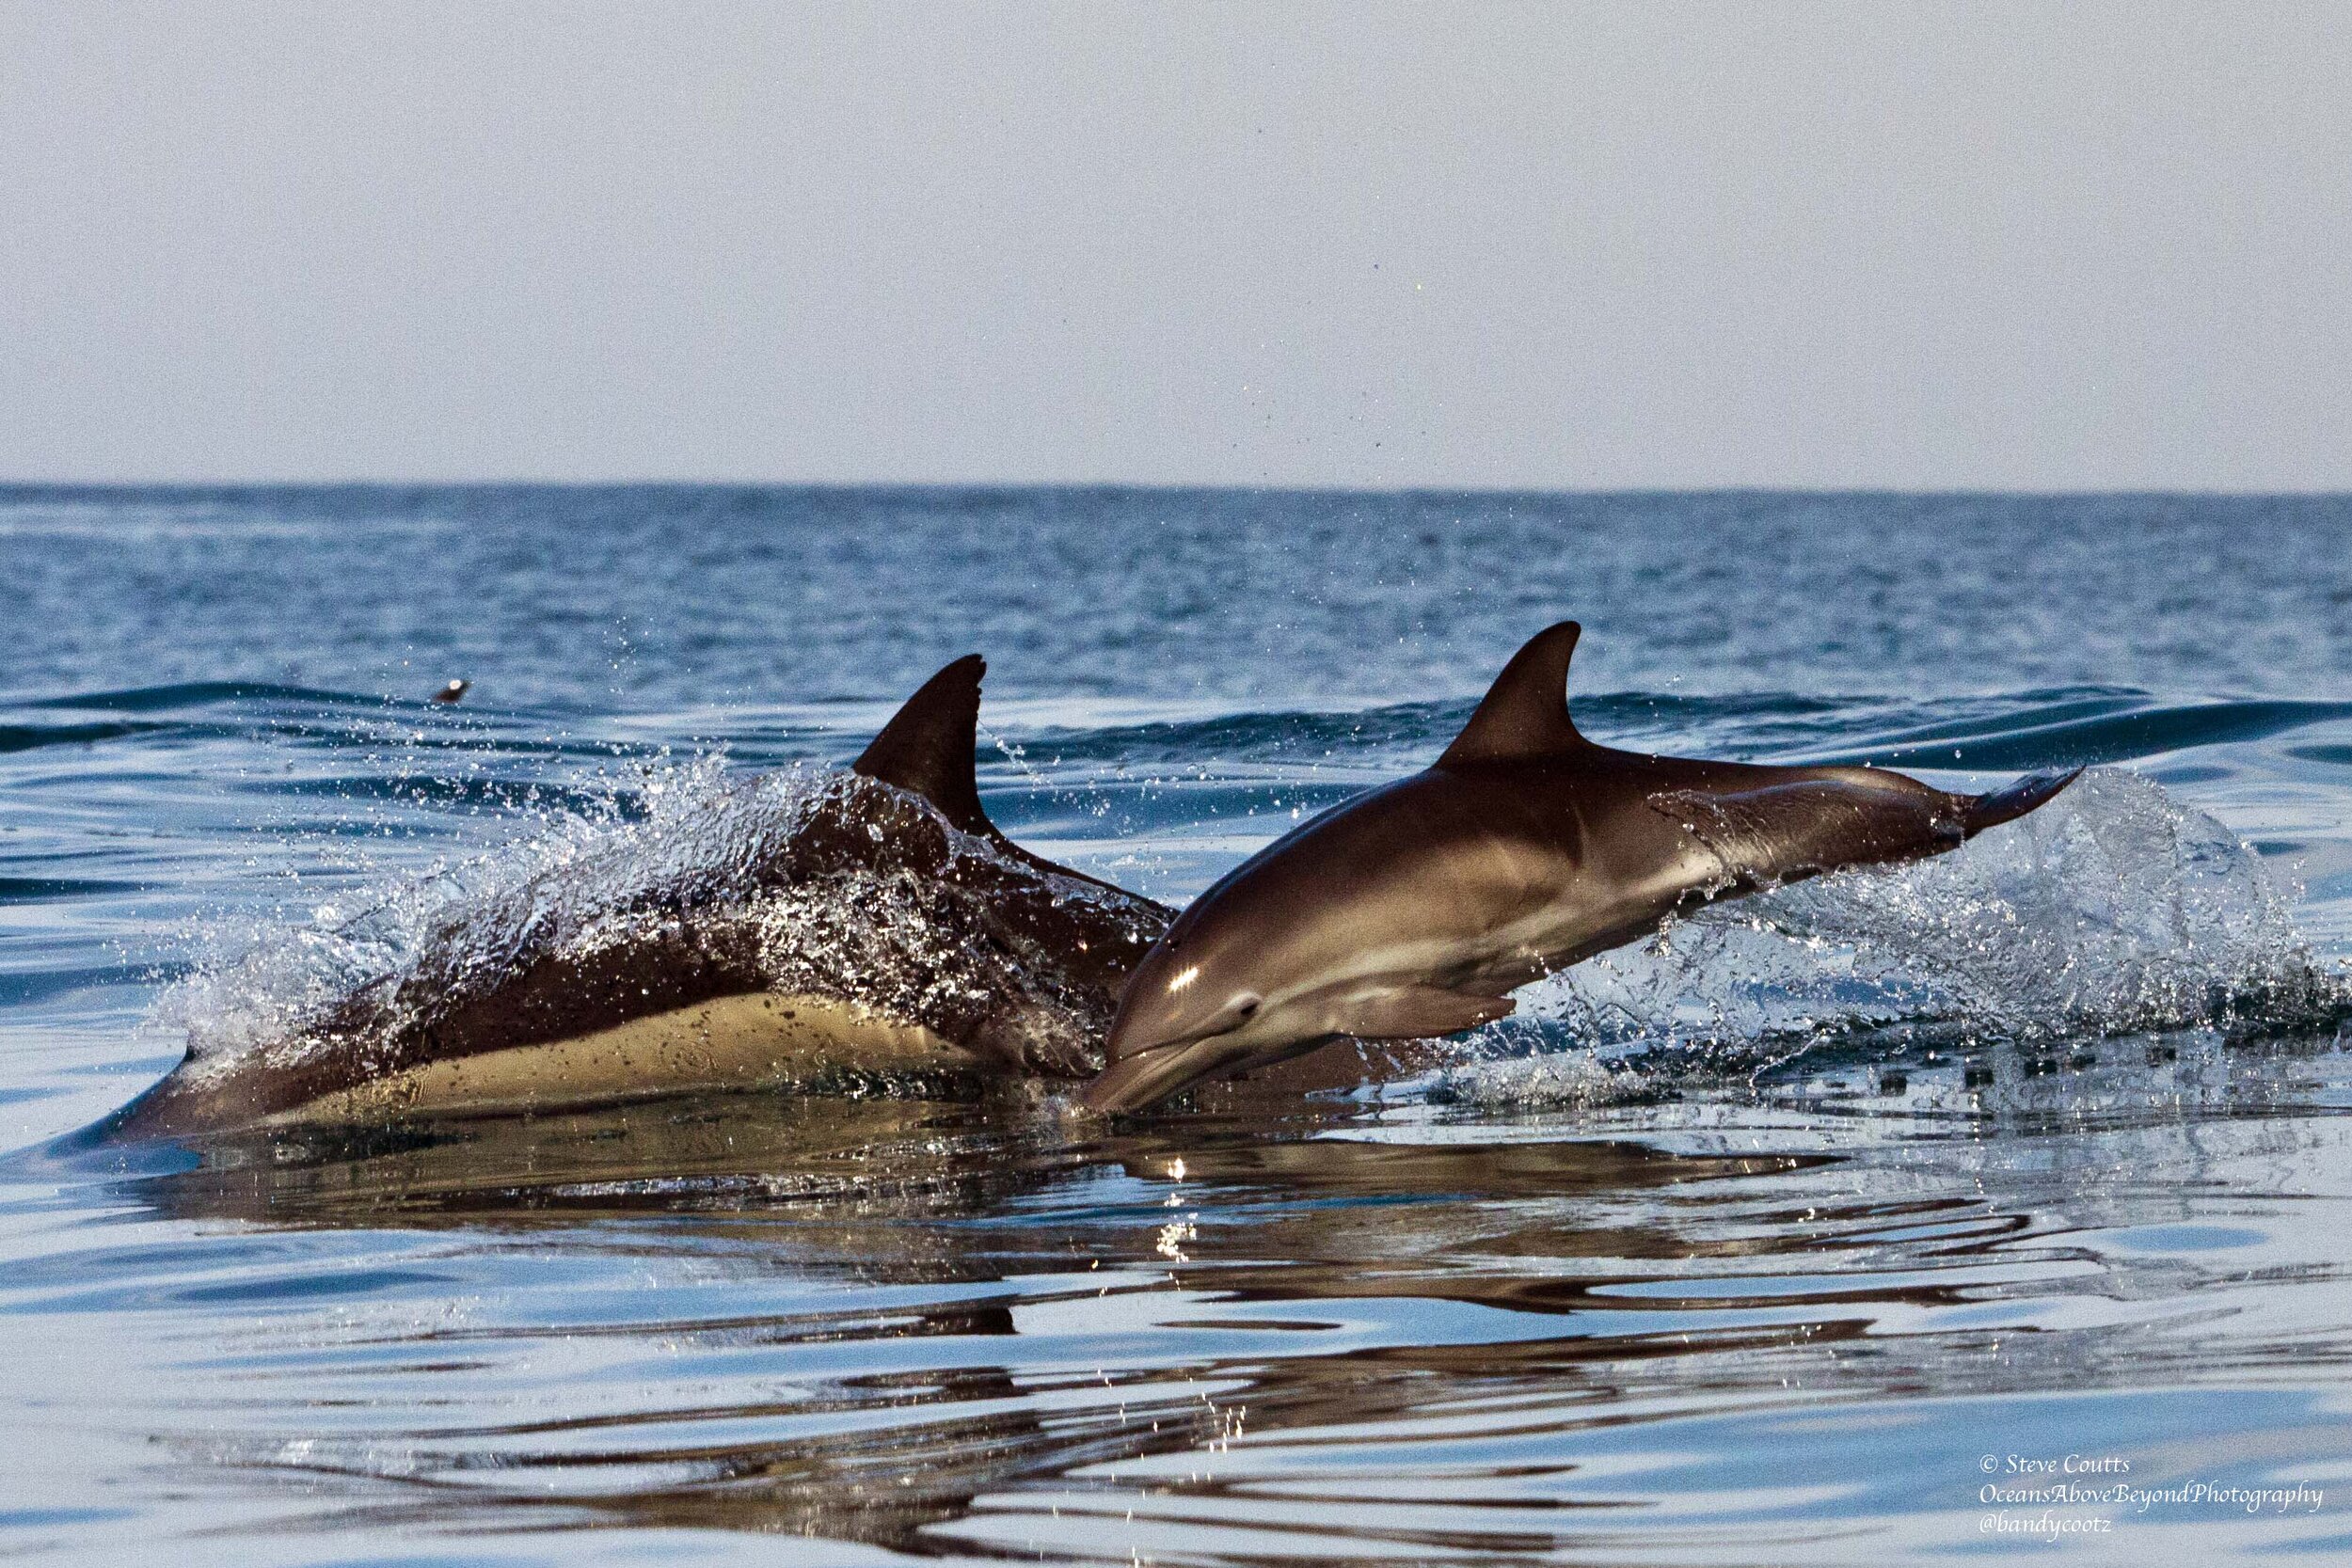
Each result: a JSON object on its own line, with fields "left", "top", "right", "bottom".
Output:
{"left": 1958, "top": 767, "right": 2082, "bottom": 837}
{"left": 853, "top": 655, "right": 996, "bottom": 837}
{"left": 1649, "top": 763, "right": 2084, "bottom": 888}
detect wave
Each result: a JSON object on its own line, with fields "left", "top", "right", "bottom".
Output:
{"left": 0, "top": 682, "right": 437, "bottom": 754}
{"left": 242, "top": 774, "right": 628, "bottom": 816}
{"left": 1821, "top": 695, "right": 2352, "bottom": 771}
{"left": 1020, "top": 688, "right": 2352, "bottom": 773}
{"left": 0, "top": 691, "right": 658, "bottom": 768}
{"left": 13, "top": 678, "right": 2352, "bottom": 783}
{"left": 23, "top": 681, "right": 399, "bottom": 713}
{"left": 0, "top": 720, "right": 181, "bottom": 755}
{"left": 0, "top": 962, "right": 190, "bottom": 1008}
{"left": 0, "top": 877, "right": 145, "bottom": 903}
{"left": 1020, "top": 691, "right": 1875, "bottom": 768}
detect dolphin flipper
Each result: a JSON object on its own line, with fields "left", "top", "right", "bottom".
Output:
{"left": 852, "top": 655, "right": 993, "bottom": 836}
{"left": 1329, "top": 986, "right": 1518, "bottom": 1041}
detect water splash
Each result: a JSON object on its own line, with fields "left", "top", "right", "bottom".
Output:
{"left": 160, "top": 753, "right": 756, "bottom": 1069}
{"left": 154, "top": 755, "right": 1153, "bottom": 1088}
{"left": 1448, "top": 768, "right": 2345, "bottom": 1104}
{"left": 154, "top": 758, "right": 2341, "bottom": 1116}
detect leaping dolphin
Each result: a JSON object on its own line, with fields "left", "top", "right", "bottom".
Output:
{"left": 1084, "top": 622, "right": 2078, "bottom": 1114}
{"left": 109, "top": 657, "right": 1170, "bottom": 1139}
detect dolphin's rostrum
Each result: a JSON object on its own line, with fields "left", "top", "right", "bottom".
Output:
{"left": 1084, "top": 621, "right": 2078, "bottom": 1114}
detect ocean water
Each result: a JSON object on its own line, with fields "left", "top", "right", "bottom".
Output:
{"left": 3, "top": 485, "right": 2350, "bottom": 1565}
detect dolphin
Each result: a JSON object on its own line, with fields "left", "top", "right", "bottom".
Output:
{"left": 108, "top": 657, "right": 1170, "bottom": 1139}
{"left": 1083, "top": 621, "right": 2078, "bottom": 1113}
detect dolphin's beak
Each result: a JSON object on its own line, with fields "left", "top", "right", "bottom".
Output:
{"left": 1080, "top": 1013, "right": 1243, "bottom": 1116}
{"left": 1078, "top": 1044, "right": 1201, "bottom": 1115}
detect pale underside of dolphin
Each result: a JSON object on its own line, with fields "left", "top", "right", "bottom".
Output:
{"left": 1086, "top": 621, "right": 2080, "bottom": 1113}
{"left": 108, "top": 658, "right": 1171, "bottom": 1139}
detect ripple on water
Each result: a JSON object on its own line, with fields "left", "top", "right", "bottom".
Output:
{"left": 6, "top": 489, "right": 2352, "bottom": 1562}
{"left": 5, "top": 1068, "right": 2350, "bottom": 1563}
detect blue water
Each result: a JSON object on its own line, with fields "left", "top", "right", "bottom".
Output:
{"left": 4, "top": 487, "right": 2350, "bottom": 1564}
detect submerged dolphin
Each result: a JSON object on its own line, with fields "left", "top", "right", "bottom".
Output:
{"left": 110, "top": 658, "right": 1170, "bottom": 1139}
{"left": 1085, "top": 622, "right": 2078, "bottom": 1113}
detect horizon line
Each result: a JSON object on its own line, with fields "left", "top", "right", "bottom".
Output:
{"left": 6, "top": 478, "right": 2352, "bottom": 501}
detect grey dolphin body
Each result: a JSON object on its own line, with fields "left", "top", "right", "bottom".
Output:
{"left": 1084, "top": 622, "right": 2077, "bottom": 1113}
{"left": 110, "top": 658, "right": 1169, "bottom": 1139}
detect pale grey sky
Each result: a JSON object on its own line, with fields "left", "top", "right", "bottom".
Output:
{"left": 4, "top": 2, "right": 2347, "bottom": 488}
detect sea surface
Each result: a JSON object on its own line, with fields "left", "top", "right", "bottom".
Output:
{"left": 3, "top": 486, "right": 2350, "bottom": 1565}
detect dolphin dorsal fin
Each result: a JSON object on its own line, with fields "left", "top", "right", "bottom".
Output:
{"left": 1437, "top": 621, "right": 1590, "bottom": 767}
{"left": 852, "top": 655, "right": 994, "bottom": 836}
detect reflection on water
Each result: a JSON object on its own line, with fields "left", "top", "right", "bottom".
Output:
{"left": 8, "top": 488, "right": 2352, "bottom": 1563}
{"left": 8, "top": 1026, "right": 2347, "bottom": 1564}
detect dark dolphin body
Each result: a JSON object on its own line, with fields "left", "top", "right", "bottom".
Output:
{"left": 1086, "top": 622, "right": 2078, "bottom": 1113}
{"left": 110, "top": 658, "right": 1170, "bottom": 1139}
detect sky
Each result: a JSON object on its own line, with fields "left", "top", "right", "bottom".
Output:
{"left": 3, "top": 2, "right": 2347, "bottom": 490}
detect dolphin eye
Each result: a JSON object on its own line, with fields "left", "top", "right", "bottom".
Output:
{"left": 1232, "top": 995, "right": 1260, "bottom": 1020}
